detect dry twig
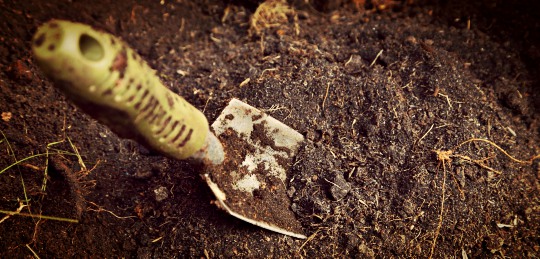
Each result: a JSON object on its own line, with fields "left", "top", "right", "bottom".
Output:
{"left": 428, "top": 138, "right": 539, "bottom": 257}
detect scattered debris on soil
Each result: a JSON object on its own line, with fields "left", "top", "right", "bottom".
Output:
{"left": 1, "top": 0, "right": 539, "bottom": 257}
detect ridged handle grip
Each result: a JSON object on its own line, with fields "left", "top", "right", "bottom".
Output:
{"left": 32, "top": 20, "right": 222, "bottom": 163}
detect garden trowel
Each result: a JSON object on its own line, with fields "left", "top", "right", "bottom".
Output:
{"left": 32, "top": 19, "right": 306, "bottom": 239}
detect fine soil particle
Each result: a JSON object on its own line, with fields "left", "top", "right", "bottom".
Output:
{"left": 1, "top": 0, "right": 539, "bottom": 257}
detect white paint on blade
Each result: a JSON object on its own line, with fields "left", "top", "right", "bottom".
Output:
{"left": 263, "top": 116, "right": 304, "bottom": 152}
{"left": 232, "top": 174, "right": 261, "bottom": 194}
{"left": 212, "top": 99, "right": 257, "bottom": 137}
{"left": 242, "top": 148, "right": 288, "bottom": 181}
{"left": 211, "top": 98, "right": 305, "bottom": 183}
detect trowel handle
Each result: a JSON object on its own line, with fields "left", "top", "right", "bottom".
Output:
{"left": 32, "top": 20, "right": 223, "bottom": 164}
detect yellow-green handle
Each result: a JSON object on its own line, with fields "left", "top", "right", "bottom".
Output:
{"left": 32, "top": 20, "right": 222, "bottom": 163}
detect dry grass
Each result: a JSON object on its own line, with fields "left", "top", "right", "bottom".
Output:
{"left": 0, "top": 132, "right": 100, "bottom": 225}
{"left": 429, "top": 137, "right": 539, "bottom": 258}
{"left": 250, "top": 0, "right": 298, "bottom": 36}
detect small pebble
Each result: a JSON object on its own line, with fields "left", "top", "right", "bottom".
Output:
{"left": 287, "top": 186, "right": 296, "bottom": 198}
{"left": 154, "top": 186, "right": 169, "bottom": 202}
{"left": 330, "top": 171, "right": 351, "bottom": 200}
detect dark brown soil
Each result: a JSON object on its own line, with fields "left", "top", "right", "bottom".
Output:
{"left": 1, "top": 0, "right": 539, "bottom": 257}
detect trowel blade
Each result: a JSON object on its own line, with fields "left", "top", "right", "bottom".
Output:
{"left": 206, "top": 98, "right": 306, "bottom": 239}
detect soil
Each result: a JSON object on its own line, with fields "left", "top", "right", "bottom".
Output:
{"left": 1, "top": 0, "right": 539, "bottom": 257}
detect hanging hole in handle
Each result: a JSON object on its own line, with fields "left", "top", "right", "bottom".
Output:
{"left": 79, "top": 34, "right": 104, "bottom": 61}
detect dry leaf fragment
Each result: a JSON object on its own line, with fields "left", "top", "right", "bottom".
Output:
{"left": 1, "top": 112, "right": 12, "bottom": 122}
